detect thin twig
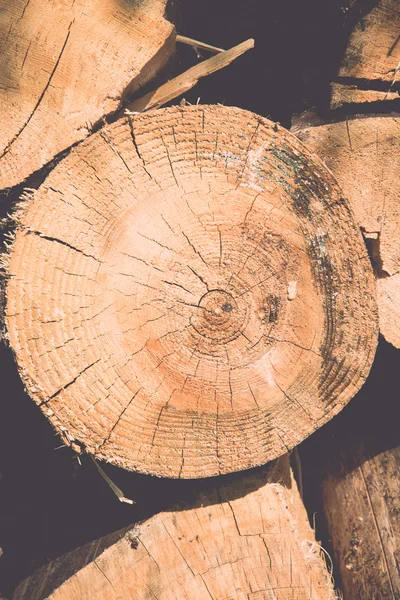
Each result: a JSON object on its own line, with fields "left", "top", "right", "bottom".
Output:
{"left": 123, "top": 38, "right": 254, "bottom": 115}
{"left": 89, "top": 455, "right": 135, "bottom": 504}
{"left": 176, "top": 34, "right": 225, "bottom": 54}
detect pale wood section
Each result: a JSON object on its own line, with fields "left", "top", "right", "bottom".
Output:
{"left": 377, "top": 275, "right": 400, "bottom": 348}
{"left": 0, "top": 0, "right": 174, "bottom": 190}
{"left": 13, "top": 459, "right": 336, "bottom": 600}
{"left": 330, "top": 83, "right": 400, "bottom": 109}
{"left": 296, "top": 115, "right": 400, "bottom": 347}
{"left": 331, "top": 0, "right": 400, "bottom": 108}
{"left": 124, "top": 39, "right": 254, "bottom": 114}
{"left": 5, "top": 105, "right": 378, "bottom": 478}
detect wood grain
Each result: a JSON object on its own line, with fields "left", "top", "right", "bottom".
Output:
{"left": 296, "top": 114, "right": 400, "bottom": 347}
{"left": 5, "top": 105, "right": 378, "bottom": 477}
{"left": 331, "top": 0, "right": 400, "bottom": 108}
{"left": 0, "top": 0, "right": 174, "bottom": 190}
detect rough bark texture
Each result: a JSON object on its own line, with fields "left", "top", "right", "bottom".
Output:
{"left": 0, "top": 0, "right": 174, "bottom": 190}
{"left": 13, "top": 458, "right": 336, "bottom": 600}
{"left": 331, "top": 0, "right": 400, "bottom": 108}
{"left": 5, "top": 105, "right": 378, "bottom": 478}
{"left": 295, "top": 114, "right": 400, "bottom": 347}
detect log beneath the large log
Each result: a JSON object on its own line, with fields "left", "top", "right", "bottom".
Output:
{"left": 13, "top": 457, "right": 335, "bottom": 600}
{"left": 5, "top": 105, "right": 378, "bottom": 478}
{"left": 0, "top": 0, "right": 174, "bottom": 190}
{"left": 295, "top": 114, "right": 400, "bottom": 347}
{"left": 330, "top": 0, "right": 400, "bottom": 109}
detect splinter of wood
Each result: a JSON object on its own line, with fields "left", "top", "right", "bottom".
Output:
{"left": 124, "top": 38, "right": 254, "bottom": 114}
{"left": 89, "top": 455, "right": 135, "bottom": 505}
{"left": 176, "top": 34, "right": 225, "bottom": 53}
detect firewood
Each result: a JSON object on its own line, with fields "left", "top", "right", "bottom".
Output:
{"left": 331, "top": 0, "right": 400, "bottom": 108}
{"left": 302, "top": 340, "right": 400, "bottom": 600}
{"left": 0, "top": 0, "right": 174, "bottom": 190}
{"left": 295, "top": 114, "right": 400, "bottom": 347}
{"left": 4, "top": 105, "right": 378, "bottom": 478}
{"left": 12, "top": 458, "right": 336, "bottom": 600}
{"left": 330, "top": 84, "right": 400, "bottom": 110}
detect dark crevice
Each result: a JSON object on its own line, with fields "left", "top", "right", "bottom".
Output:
{"left": 40, "top": 359, "right": 102, "bottom": 405}
{"left": 335, "top": 75, "right": 400, "bottom": 93}
{"left": 26, "top": 230, "right": 101, "bottom": 262}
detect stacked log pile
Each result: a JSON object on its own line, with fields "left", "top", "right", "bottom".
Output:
{"left": 0, "top": 1, "right": 399, "bottom": 599}
{"left": 291, "top": 1, "right": 400, "bottom": 598}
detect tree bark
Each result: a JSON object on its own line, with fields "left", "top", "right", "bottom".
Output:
{"left": 330, "top": 0, "right": 400, "bottom": 109}
{"left": 0, "top": 0, "right": 174, "bottom": 190}
{"left": 295, "top": 114, "right": 400, "bottom": 347}
{"left": 13, "top": 457, "right": 336, "bottom": 600}
{"left": 4, "top": 105, "right": 378, "bottom": 478}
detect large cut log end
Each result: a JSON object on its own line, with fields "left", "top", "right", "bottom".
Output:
{"left": 5, "top": 105, "right": 378, "bottom": 478}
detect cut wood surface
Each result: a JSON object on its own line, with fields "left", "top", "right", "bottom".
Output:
{"left": 330, "top": 83, "right": 400, "bottom": 110}
{"left": 338, "top": 0, "right": 400, "bottom": 82}
{"left": 13, "top": 458, "right": 336, "bottom": 600}
{"left": 377, "top": 275, "right": 400, "bottom": 348}
{"left": 5, "top": 105, "right": 378, "bottom": 478}
{"left": 0, "top": 0, "right": 174, "bottom": 190}
{"left": 331, "top": 0, "right": 400, "bottom": 108}
{"left": 295, "top": 114, "right": 400, "bottom": 347}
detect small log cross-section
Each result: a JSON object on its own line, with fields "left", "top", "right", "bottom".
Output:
{"left": 295, "top": 114, "right": 400, "bottom": 347}
{"left": 0, "top": 0, "right": 174, "bottom": 190}
{"left": 331, "top": 0, "right": 400, "bottom": 108}
{"left": 13, "top": 459, "right": 336, "bottom": 600}
{"left": 5, "top": 105, "right": 378, "bottom": 478}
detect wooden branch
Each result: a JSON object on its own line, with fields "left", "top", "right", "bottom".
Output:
{"left": 176, "top": 34, "right": 225, "bottom": 53}
{"left": 124, "top": 38, "right": 254, "bottom": 114}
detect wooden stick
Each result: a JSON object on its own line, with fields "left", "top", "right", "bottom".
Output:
{"left": 89, "top": 455, "right": 135, "bottom": 505}
{"left": 124, "top": 38, "right": 254, "bottom": 114}
{"left": 176, "top": 34, "right": 225, "bottom": 53}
